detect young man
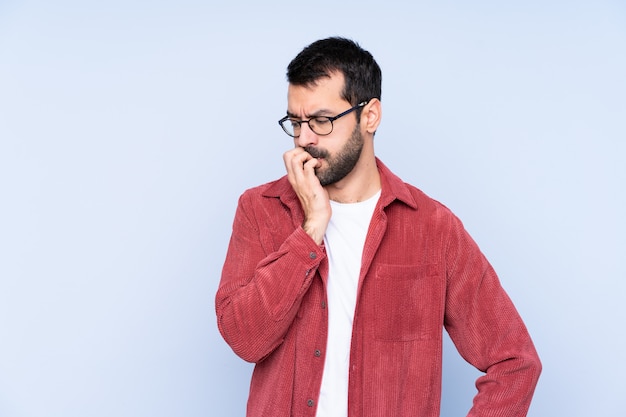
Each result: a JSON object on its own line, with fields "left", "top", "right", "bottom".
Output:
{"left": 216, "top": 37, "right": 541, "bottom": 417}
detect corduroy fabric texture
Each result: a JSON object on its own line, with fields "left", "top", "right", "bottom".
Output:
{"left": 216, "top": 159, "right": 541, "bottom": 417}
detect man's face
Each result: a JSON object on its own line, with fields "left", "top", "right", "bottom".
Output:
{"left": 287, "top": 73, "right": 364, "bottom": 186}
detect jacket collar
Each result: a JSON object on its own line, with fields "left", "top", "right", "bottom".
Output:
{"left": 375, "top": 158, "right": 418, "bottom": 210}
{"left": 261, "top": 157, "right": 418, "bottom": 211}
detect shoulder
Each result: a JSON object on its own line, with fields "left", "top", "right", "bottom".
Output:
{"left": 400, "top": 183, "right": 462, "bottom": 238}
{"left": 377, "top": 158, "right": 456, "bottom": 221}
{"left": 236, "top": 176, "right": 300, "bottom": 217}
{"left": 407, "top": 183, "right": 455, "bottom": 218}
{"left": 238, "top": 175, "right": 291, "bottom": 201}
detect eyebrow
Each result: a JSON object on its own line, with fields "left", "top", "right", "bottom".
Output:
{"left": 286, "top": 108, "right": 334, "bottom": 119}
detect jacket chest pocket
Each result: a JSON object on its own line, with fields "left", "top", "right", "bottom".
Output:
{"left": 366, "top": 264, "right": 443, "bottom": 341}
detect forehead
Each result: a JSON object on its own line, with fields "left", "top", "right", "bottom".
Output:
{"left": 287, "top": 72, "right": 346, "bottom": 112}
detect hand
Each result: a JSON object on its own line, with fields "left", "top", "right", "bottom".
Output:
{"left": 283, "top": 147, "right": 331, "bottom": 245}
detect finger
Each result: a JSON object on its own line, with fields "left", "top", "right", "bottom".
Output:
{"left": 284, "top": 149, "right": 310, "bottom": 186}
{"left": 302, "top": 157, "right": 320, "bottom": 174}
{"left": 283, "top": 147, "right": 309, "bottom": 167}
{"left": 286, "top": 149, "right": 312, "bottom": 176}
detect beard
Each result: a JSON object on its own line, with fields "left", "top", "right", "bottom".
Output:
{"left": 305, "top": 124, "right": 364, "bottom": 186}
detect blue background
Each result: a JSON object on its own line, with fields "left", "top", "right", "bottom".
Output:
{"left": 1, "top": 1, "right": 624, "bottom": 416}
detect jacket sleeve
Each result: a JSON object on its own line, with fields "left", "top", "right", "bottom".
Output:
{"left": 443, "top": 215, "right": 542, "bottom": 417}
{"left": 215, "top": 191, "right": 325, "bottom": 363}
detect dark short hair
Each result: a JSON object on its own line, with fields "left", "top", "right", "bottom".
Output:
{"left": 286, "top": 37, "right": 382, "bottom": 106}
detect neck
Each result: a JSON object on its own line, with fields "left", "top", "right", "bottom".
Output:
{"left": 326, "top": 157, "right": 381, "bottom": 204}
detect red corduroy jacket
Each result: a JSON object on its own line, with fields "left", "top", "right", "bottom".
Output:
{"left": 216, "top": 159, "right": 541, "bottom": 417}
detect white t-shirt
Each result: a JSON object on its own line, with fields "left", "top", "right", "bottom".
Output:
{"left": 316, "top": 190, "right": 381, "bottom": 417}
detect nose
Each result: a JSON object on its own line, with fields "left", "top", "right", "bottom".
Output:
{"left": 295, "top": 122, "right": 318, "bottom": 148}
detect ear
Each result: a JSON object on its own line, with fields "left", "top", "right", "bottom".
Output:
{"left": 361, "top": 98, "right": 382, "bottom": 134}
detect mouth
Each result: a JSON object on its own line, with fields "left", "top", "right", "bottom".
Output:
{"left": 304, "top": 146, "right": 328, "bottom": 160}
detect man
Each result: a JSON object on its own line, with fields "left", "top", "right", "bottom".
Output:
{"left": 216, "top": 37, "right": 541, "bottom": 417}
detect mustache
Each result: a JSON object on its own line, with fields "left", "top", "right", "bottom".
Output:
{"left": 304, "top": 146, "right": 329, "bottom": 159}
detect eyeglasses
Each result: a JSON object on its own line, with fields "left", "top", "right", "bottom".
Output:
{"left": 278, "top": 101, "right": 369, "bottom": 138}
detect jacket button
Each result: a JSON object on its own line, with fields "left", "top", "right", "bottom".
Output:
{"left": 321, "top": 301, "right": 326, "bottom": 309}
{"left": 309, "top": 252, "right": 317, "bottom": 259}
{"left": 314, "top": 349, "right": 321, "bottom": 357}
{"left": 307, "top": 399, "right": 314, "bottom": 407}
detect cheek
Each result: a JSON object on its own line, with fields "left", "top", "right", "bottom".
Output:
{"left": 323, "top": 143, "right": 343, "bottom": 160}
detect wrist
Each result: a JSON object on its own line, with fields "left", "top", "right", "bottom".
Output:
{"left": 302, "top": 221, "right": 326, "bottom": 245}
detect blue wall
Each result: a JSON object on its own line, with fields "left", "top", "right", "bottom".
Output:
{"left": 1, "top": 1, "right": 624, "bottom": 416}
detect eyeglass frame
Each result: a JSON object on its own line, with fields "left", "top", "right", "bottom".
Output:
{"left": 278, "top": 100, "right": 370, "bottom": 138}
